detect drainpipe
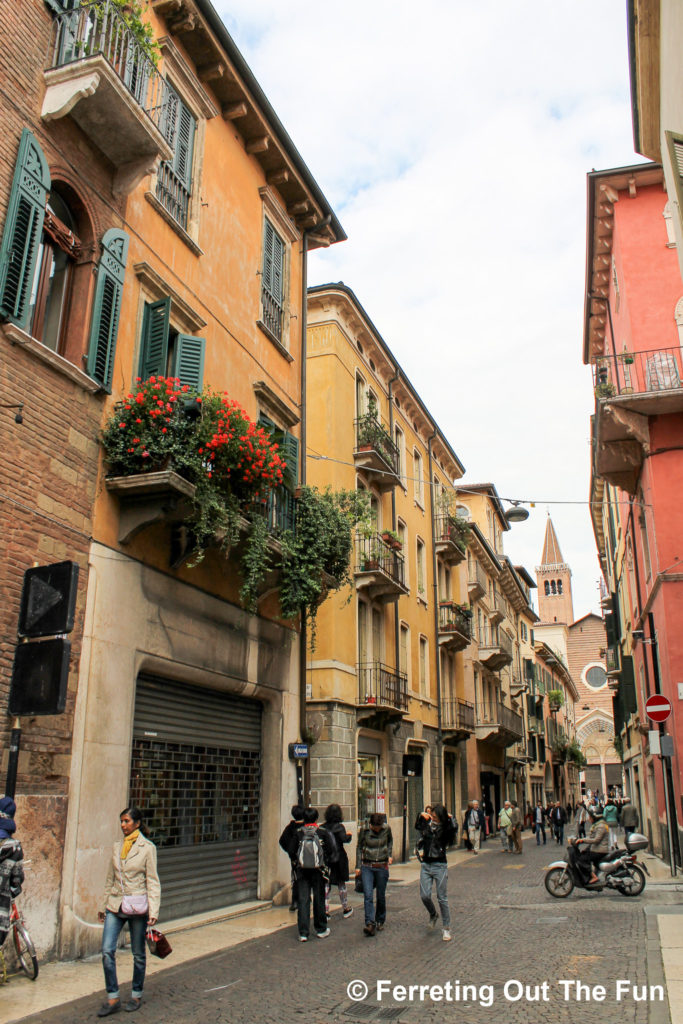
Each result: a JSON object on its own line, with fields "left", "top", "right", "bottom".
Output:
{"left": 299, "top": 216, "right": 331, "bottom": 805}
{"left": 427, "top": 428, "right": 444, "bottom": 797}
{"left": 388, "top": 369, "right": 401, "bottom": 703}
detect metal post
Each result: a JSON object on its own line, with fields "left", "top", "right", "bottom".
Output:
{"left": 648, "top": 614, "right": 679, "bottom": 875}
{"left": 401, "top": 778, "right": 408, "bottom": 863}
{"left": 5, "top": 719, "right": 21, "bottom": 799}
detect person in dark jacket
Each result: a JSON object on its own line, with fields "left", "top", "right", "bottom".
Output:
{"left": 549, "top": 802, "right": 567, "bottom": 844}
{"left": 322, "top": 804, "right": 353, "bottom": 918}
{"left": 416, "top": 804, "right": 455, "bottom": 941}
{"left": 279, "top": 804, "right": 304, "bottom": 913}
{"left": 285, "top": 807, "right": 337, "bottom": 942}
{"left": 355, "top": 813, "right": 393, "bottom": 936}
{"left": 620, "top": 798, "right": 639, "bottom": 838}
{"left": 0, "top": 797, "right": 24, "bottom": 948}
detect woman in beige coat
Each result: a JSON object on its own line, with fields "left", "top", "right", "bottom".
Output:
{"left": 97, "top": 806, "right": 161, "bottom": 1016}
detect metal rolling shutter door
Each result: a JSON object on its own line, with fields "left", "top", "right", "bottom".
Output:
{"left": 130, "top": 676, "right": 262, "bottom": 921}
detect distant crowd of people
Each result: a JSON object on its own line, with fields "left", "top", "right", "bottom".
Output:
{"left": 277, "top": 792, "right": 641, "bottom": 943}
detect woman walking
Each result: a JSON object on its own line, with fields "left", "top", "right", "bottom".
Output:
{"left": 322, "top": 804, "right": 353, "bottom": 918}
{"left": 603, "top": 797, "right": 619, "bottom": 850}
{"left": 416, "top": 804, "right": 455, "bottom": 941}
{"left": 97, "top": 806, "right": 161, "bottom": 1016}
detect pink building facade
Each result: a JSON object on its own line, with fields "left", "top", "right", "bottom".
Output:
{"left": 585, "top": 162, "right": 683, "bottom": 864}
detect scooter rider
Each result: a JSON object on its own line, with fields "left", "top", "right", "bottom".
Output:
{"left": 569, "top": 807, "right": 609, "bottom": 884}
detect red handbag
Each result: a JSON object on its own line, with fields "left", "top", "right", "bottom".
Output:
{"left": 146, "top": 927, "right": 172, "bottom": 959}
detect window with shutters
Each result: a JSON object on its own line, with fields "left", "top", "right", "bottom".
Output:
{"left": 155, "top": 85, "right": 197, "bottom": 232}
{"left": 137, "top": 296, "right": 205, "bottom": 390}
{"left": 257, "top": 413, "right": 298, "bottom": 534}
{"left": 259, "top": 218, "right": 286, "bottom": 345}
{"left": 0, "top": 130, "right": 127, "bottom": 389}
{"left": 666, "top": 131, "right": 683, "bottom": 239}
{"left": 413, "top": 449, "right": 424, "bottom": 506}
{"left": 419, "top": 635, "right": 429, "bottom": 696}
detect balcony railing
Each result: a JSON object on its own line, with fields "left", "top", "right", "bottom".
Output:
{"left": 468, "top": 559, "right": 487, "bottom": 599}
{"left": 244, "top": 487, "right": 296, "bottom": 536}
{"left": 441, "top": 698, "right": 475, "bottom": 733}
{"left": 593, "top": 346, "right": 683, "bottom": 399}
{"left": 260, "top": 285, "right": 284, "bottom": 344}
{"left": 479, "top": 628, "right": 513, "bottom": 669}
{"left": 357, "top": 662, "right": 408, "bottom": 711}
{"left": 156, "top": 163, "right": 190, "bottom": 231}
{"left": 47, "top": 1, "right": 175, "bottom": 139}
{"left": 434, "top": 514, "right": 468, "bottom": 565}
{"left": 354, "top": 414, "right": 401, "bottom": 487}
{"left": 438, "top": 602, "right": 472, "bottom": 650}
{"left": 355, "top": 532, "right": 406, "bottom": 586}
{"left": 475, "top": 699, "right": 523, "bottom": 740}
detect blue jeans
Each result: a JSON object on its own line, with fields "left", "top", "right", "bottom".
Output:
{"left": 535, "top": 821, "right": 546, "bottom": 844}
{"left": 361, "top": 864, "right": 388, "bottom": 925}
{"left": 420, "top": 861, "right": 450, "bottom": 928}
{"left": 101, "top": 911, "right": 148, "bottom": 999}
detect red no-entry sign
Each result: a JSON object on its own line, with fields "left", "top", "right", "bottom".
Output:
{"left": 645, "top": 694, "right": 672, "bottom": 723}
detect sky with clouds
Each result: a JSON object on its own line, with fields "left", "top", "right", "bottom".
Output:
{"left": 216, "top": 0, "right": 645, "bottom": 619}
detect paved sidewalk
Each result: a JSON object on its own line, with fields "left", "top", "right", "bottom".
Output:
{"left": 2, "top": 830, "right": 681, "bottom": 1023}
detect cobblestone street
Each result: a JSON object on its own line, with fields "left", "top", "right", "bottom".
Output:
{"left": 17, "top": 838, "right": 682, "bottom": 1024}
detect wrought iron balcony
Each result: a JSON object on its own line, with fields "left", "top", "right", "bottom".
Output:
{"left": 43, "top": 0, "right": 173, "bottom": 193}
{"left": 478, "top": 628, "right": 513, "bottom": 670}
{"left": 467, "top": 559, "right": 487, "bottom": 600}
{"left": 357, "top": 662, "right": 408, "bottom": 715}
{"left": 354, "top": 532, "right": 408, "bottom": 602}
{"left": 490, "top": 590, "right": 506, "bottom": 625}
{"left": 605, "top": 645, "right": 620, "bottom": 678}
{"left": 438, "top": 602, "right": 472, "bottom": 651}
{"left": 441, "top": 698, "right": 475, "bottom": 737}
{"left": 475, "top": 699, "right": 523, "bottom": 747}
{"left": 592, "top": 347, "right": 683, "bottom": 493}
{"left": 434, "top": 514, "right": 468, "bottom": 565}
{"left": 353, "top": 414, "right": 401, "bottom": 490}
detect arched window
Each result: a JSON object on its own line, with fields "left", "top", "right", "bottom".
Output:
{"left": 544, "top": 580, "right": 550, "bottom": 596}
{"left": 557, "top": 579, "right": 563, "bottom": 594}
{"left": 28, "top": 186, "right": 81, "bottom": 355}
{"left": 551, "top": 580, "right": 557, "bottom": 595}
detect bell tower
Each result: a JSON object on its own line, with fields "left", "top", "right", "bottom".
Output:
{"left": 536, "top": 517, "right": 574, "bottom": 624}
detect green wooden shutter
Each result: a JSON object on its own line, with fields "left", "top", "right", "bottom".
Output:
{"left": 262, "top": 220, "right": 274, "bottom": 295}
{"left": 86, "top": 228, "right": 129, "bottom": 391}
{"left": 0, "top": 129, "right": 50, "bottom": 328}
{"left": 139, "top": 297, "right": 171, "bottom": 380}
{"left": 275, "top": 429, "right": 299, "bottom": 491}
{"left": 173, "top": 99, "right": 196, "bottom": 190}
{"left": 271, "top": 229, "right": 284, "bottom": 303}
{"left": 172, "top": 333, "right": 205, "bottom": 389}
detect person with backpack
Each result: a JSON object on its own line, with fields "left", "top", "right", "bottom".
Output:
{"left": 278, "top": 804, "right": 305, "bottom": 913}
{"left": 321, "top": 804, "right": 353, "bottom": 919}
{"left": 415, "top": 803, "right": 455, "bottom": 942}
{"left": 0, "top": 797, "right": 24, "bottom": 949}
{"left": 289, "top": 807, "right": 337, "bottom": 942}
{"left": 355, "top": 813, "right": 393, "bottom": 936}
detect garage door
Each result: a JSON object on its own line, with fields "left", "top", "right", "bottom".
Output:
{"left": 129, "top": 675, "right": 262, "bottom": 921}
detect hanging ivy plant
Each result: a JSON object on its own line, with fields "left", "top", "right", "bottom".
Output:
{"left": 279, "top": 487, "right": 370, "bottom": 642}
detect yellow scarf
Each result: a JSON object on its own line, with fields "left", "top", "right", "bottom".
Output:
{"left": 121, "top": 829, "right": 140, "bottom": 860}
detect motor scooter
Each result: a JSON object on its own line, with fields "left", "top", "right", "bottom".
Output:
{"left": 544, "top": 832, "right": 649, "bottom": 898}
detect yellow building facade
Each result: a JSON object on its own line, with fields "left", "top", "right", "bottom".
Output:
{"left": 305, "top": 284, "right": 469, "bottom": 854}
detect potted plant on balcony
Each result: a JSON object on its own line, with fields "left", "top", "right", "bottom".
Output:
{"left": 547, "top": 688, "right": 564, "bottom": 712}
{"left": 381, "top": 528, "right": 401, "bottom": 550}
{"left": 595, "top": 381, "right": 616, "bottom": 399}
{"left": 566, "top": 739, "right": 587, "bottom": 767}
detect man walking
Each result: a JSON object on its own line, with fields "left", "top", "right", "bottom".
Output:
{"left": 534, "top": 801, "right": 546, "bottom": 845}
{"left": 497, "top": 801, "right": 512, "bottom": 852}
{"left": 465, "top": 800, "right": 485, "bottom": 855}
{"left": 550, "top": 802, "right": 567, "bottom": 845}
{"left": 509, "top": 800, "right": 523, "bottom": 854}
{"left": 278, "top": 804, "right": 305, "bottom": 913}
{"left": 620, "top": 797, "right": 639, "bottom": 840}
{"left": 288, "top": 807, "right": 336, "bottom": 942}
{"left": 355, "top": 813, "right": 393, "bottom": 936}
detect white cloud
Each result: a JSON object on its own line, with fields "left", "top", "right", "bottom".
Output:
{"left": 214, "top": 0, "right": 643, "bottom": 616}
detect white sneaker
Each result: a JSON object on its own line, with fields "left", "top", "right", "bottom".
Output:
{"left": 443, "top": 929, "right": 452, "bottom": 942}
{"left": 316, "top": 928, "right": 331, "bottom": 938}
{"left": 299, "top": 935, "right": 308, "bottom": 942}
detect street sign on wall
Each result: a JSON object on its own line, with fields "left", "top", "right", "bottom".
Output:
{"left": 645, "top": 694, "right": 672, "bottom": 723}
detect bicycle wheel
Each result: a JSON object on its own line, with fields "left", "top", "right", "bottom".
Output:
{"left": 544, "top": 866, "right": 574, "bottom": 898}
{"left": 13, "top": 922, "right": 38, "bottom": 980}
